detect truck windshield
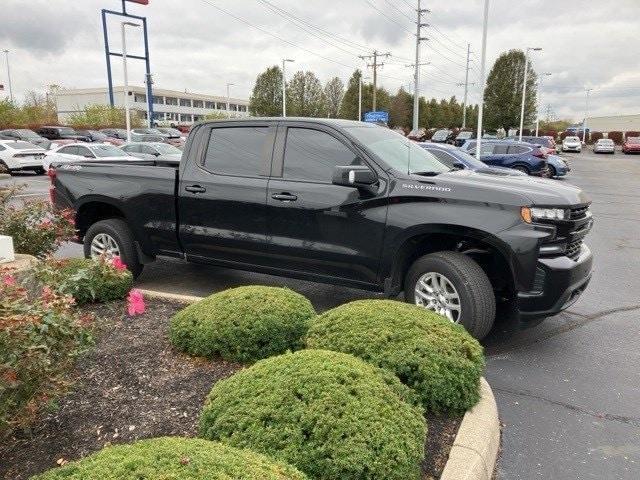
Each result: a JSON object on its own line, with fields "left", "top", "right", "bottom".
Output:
{"left": 346, "top": 126, "right": 449, "bottom": 175}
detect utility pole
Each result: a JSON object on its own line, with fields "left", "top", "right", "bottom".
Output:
{"left": 226, "top": 83, "right": 235, "bottom": 119}
{"left": 282, "top": 58, "right": 294, "bottom": 117}
{"left": 412, "top": 1, "right": 429, "bottom": 132}
{"left": 461, "top": 43, "right": 473, "bottom": 128}
{"left": 583, "top": 88, "right": 592, "bottom": 144}
{"left": 535, "top": 72, "right": 551, "bottom": 136}
{"left": 359, "top": 50, "right": 390, "bottom": 111}
{"left": 3, "top": 50, "right": 12, "bottom": 103}
{"left": 519, "top": 46, "right": 542, "bottom": 141}
{"left": 475, "top": 0, "right": 490, "bottom": 159}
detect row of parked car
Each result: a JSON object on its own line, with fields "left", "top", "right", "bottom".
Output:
{"left": 0, "top": 126, "right": 187, "bottom": 175}
{"left": 563, "top": 135, "right": 640, "bottom": 154}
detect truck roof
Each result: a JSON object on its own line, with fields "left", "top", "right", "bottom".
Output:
{"left": 196, "top": 117, "right": 377, "bottom": 128}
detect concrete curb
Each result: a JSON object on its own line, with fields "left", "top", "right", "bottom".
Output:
{"left": 107, "top": 288, "right": 501, "bottom": 480}
{"left": 0, "top": 254, "right": 37, "bottom": 272}
{"left": 441, "top": 377, "right": 500, "bottom": 480}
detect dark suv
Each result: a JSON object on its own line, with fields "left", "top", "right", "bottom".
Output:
{"left": 37, "top": 126, "right": 91, "bottom": 143}
{"left": 461, "top": 140, "right": 548, "bottom": 176}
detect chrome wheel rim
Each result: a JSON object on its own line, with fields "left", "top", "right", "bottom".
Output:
{"left": 90, "top": 233, "right": 120, "bottom": 259}
{"left": 414, "top": 272, "right": 462, "bottom": 323}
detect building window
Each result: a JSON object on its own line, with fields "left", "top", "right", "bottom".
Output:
{"left": 134, "top": 93, "right": 146, "bottom": 103}
{"left": 193, "top": 100, "right": 204, "bottom": 108}
{"left": 205, "top": 101, "right": 216, "bottom": 109}
{"left": 180, "top": 114, "right": 193, "bottom": 122}
{"left": 152, "top": 95, "right": 164, "bottom": 105}
{"left": 193, "top": 115, "right": 202, "bottom": 121}
{"left": 153, "top": 112, "right": 165, "bottom": 120}
{"left": 238, "top": 105, "right": 246, "bottom": 112}
{"left": 165, "top": 97, "right": 178, "bottom": 106}
{"left": 166, "top": 112, "right": 179, "bottom": 121}
{"left": 179, "top": 98, "right": 192, "bottom": 107}
{"left": 217, "top": 102, "right": 226, "bottom": 110}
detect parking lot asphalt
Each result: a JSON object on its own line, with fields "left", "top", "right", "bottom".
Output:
{"left": 3, "top": 150, "right": 640, "bottom": 479}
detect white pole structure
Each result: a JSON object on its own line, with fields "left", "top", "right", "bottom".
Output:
{"left": 282, "top": 59, "right": 294, "bottom": 117}
{"left": 583, "top": 88, "right": 592, "bottom": 144}
{"left": 121, "top": 22, "right": 139, "bottom": 143}
{"left": 2, "top": 50, "right": 12, "bottom": 103}
{"left": 226, "top": 83, "right": 235, "bottom": 119}
{"left": 462, "top": 43, "right": 471, "bottom": 128}
{"left": 475, "top": 0, "right": 490, "bottom": 159}
{"left": 518, "top": 46, "right": 542, "bottom": 141}
{"left": 358, "top": 75, "right": 371, "bottom": 121}
{"left": 535, "top": 72, "right": 551, "bottom": 137}
{"left": 412, "top": 0, "right": 428, "bottom": 132}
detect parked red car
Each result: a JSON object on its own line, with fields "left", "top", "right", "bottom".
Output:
{"left": 622, "top": 137, "right": 640, "bottom": 154}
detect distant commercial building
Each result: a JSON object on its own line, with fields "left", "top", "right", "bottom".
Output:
{"left": 54, "top": 86, "right": 250, "bottom": 125}
{"left": 586, "top": 114, "right": 640, "bottom": 134}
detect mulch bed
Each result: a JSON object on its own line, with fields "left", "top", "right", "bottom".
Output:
{"left": 0, "top": 299, "right": 460, "bottom": 480}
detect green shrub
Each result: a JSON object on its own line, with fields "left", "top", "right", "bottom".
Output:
{"left": 305, "top": 300, "right": 485, "bottom": 413}
{"left": 32, "top": 437, "right": 308, "bottom": 480}
{"left": 199, "top": 349, "right": 426, "bottom": 480}
{"left": 34, "top": 257, "right": 133, "bottom": 305}
{"left": 0, "top": 197, "right": 75, "bottom": 259}
{"left": 1, "top": 272, "right": 92, "bottom": 432}
{"left": 170, "top": 286, "right": 315, "bottom": 363}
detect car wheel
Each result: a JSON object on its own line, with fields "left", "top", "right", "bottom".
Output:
{"left": 33, "top": 167, "right": 46, "bottom": 175}
{"left": 548, "top": 165, "right": 557, "bottom": 178}
{"left": 404, "top": 251, "right": 496, "bottom": 340}
{"left": 0, "top": 161, "right": 10, "bottom": 175}
{"left": 84, "top": 218, "right": 144, "bottom": 278}
{"left": 513, "top": 165, "right": 530, "bottom": 175}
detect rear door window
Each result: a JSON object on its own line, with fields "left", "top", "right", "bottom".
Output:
{"left": 203, "top": 126, "right": 269, "bottom": 177}
{"left": 480, "top": 143, "right": 494, "bottom": 155}
{"left": 76, "top": 146, "right": 94, "bottom": 157}
{"left": 58, "top": 146, "right": 78, "bottom": 155}
{"left": 282, "top": 127, "right": 361, "bottom": 183}
{"left": 493, "top": 144, "right": 509, "bottom": 154}
{"left": 507, "top": 145, "right": 529, "bottom": 154}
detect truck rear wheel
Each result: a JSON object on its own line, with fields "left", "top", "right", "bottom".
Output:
{"left": 84, "top": 218, "right": 144, "bottom": 278}
{"left": 404, "top": 251, "right": 496, "bottom": 340}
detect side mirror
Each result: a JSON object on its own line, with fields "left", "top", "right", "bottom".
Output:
{"left": 154, "top": 152, "right": 161, "bottom": 157}
{"left": 332, "top": 165, "right": 377, "bottom": 190}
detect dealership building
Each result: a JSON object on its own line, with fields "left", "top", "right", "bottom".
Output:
{"left": 586, "top": 114, "right": 640, "bottom": 133}
{"left": 54, "top": 86, "right": 250, "bottom": 125}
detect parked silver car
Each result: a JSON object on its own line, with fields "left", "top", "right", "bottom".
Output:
{"left": 592, "top": 138, "right": 615, "bottom": 154}
{"left": 562, "top": 136, "right": 582, "bottom": 152}
{"left": 120, "top": 142, "right": 183, "bottom": 162}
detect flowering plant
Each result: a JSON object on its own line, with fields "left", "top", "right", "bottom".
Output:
{"left": 33, "top": 256, "right": 133, "bottom": 305}
{"left": 0, "top": 267, "right": 93, "bottom": 432}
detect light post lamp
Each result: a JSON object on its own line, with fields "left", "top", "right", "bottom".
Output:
{"left": 535, "top": 72, "right": 551, "bottom": 137}
{"left": 518, "top": 46, "right": 542, "bottom": 141}
{"left": 121, "top": 21, "right": 140, "bottom": 143}
{"left": 226, "top": 83, "right": 235, "bottom": 118}
{"left": 475, "top": 0, "right": 490, "bottom": 159}
{"left": 282, "top": 58, "right": 294, "bottom": 117}
{"left": 2, "top": 49, "right": 13, "bottom": 103}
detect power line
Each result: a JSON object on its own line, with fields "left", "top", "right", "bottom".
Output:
{"left": 382, "top": 0, "right": 414, "bottom": 22}
{"left": 363, "top": 0, "right": 414, "bottom": 34}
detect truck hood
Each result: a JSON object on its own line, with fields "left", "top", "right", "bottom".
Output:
{"left": 412, "top": 169, "right": 590, "bottom": 206}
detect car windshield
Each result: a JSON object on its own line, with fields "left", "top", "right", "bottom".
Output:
{"left": 447, "top": 148, "right": 486, "bottom": 169}
{"left": 158, "top": 128, "right": 182, "bottom": 137}
{"left": 91, "top": 145, "right": 127, "bottom": 157}
{"left": 153, "top": 143, "right": 182, "bottom": 155}
{"left": 59, "top": 127, "right": 76, "bottom": 135}
{"left": 456, "top": 131, "right": 473, "bottom": 139}
{"left": 89, "top": 131, "right": 108, "bottom": 140}
{"left": 565, "top": 136, "right": 580, "bottom": 142}
{"left": 346, "top": 126, "right": 449, "bottom": 175}
{"left": 432, "top": 130, "right": 449, "bottom": 140}
{"left": 5, "top": 141, "right": 39, "bottom": 150}
{"left": 16, "top": 129, "right": 40, "bottom": 138}
{"left": 628, "top": 137, "right": 640, "bottom": 144}
{"left": 136, "top": 128, "right": 163, "bottom": 135}
{"left": 599, "top": 139, "right": 613, "bottom": 143}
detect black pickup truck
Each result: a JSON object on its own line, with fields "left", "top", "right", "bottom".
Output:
{"left": 50, "top": 118, "right": 594, "bottom": 339}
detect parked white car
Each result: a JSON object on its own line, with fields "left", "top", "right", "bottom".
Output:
{"left": 592, "top": 138, "right": 615, "bottom": 154}
{"left": 44, "top": 143, "right": 132, "bottom": 170}
{"left": 562, "top": 136, "right": 582, "bottom": 152}
{"left": 0, "top": 140, "right": 47, "bottom": 175}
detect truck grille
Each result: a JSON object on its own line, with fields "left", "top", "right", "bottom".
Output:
{"left": 570, "top": 205, "right": 590, "bottom": 220}
{"left": 566, "top": 240, "right": 583, "bottom": 260}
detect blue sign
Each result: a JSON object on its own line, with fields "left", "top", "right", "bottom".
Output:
{"left": 364, "top": 111, "right": 389, "bottom": 123}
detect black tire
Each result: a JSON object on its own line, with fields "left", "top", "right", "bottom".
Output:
{"left": 548, "top": 165, "right": 557, "bottom": 178}
{"left": 33, "top": 167, "right": 46, "bottom": 175}
{"left": 513, "top": 165, "right": 530, "bottom": 175}
{"left": 404, "top": 251, "right": 496, "bottom": 340}
{"left": 84, "top": 218, "right": 144, "bottom": 278}
{"left": 0, "top": 161, "right": 10, "bottom": 174}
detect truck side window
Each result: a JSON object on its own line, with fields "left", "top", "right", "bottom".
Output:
{"left": 204, "top": 127, "right": 268, "bottom": 177}
{"left": 283, "top": 128, "right": 360, "bottom": 183}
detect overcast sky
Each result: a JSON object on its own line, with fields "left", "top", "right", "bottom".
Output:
{"left": 1, "top": 0, "right": 639, "bottom": 121}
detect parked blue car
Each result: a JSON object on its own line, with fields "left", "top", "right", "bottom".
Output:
{"left": 544, "top": 154, "right": 570, "bottom": 178}
{"left": 419, "top": 142, "right": 526, "bottom": 176}
{"left": 460, "top": 140, "right": 548, "bottom": 176}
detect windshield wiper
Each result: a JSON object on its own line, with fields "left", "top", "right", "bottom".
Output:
{"left": 410, "top": 171, "right": 442, "bottom": 177}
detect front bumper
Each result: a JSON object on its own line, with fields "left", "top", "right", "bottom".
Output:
{"left": 517, "top": 243, "right": 593, "bottom": 319}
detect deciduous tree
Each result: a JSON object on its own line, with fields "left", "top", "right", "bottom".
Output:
{"left": 287, "top": 71, "right": 326, "bottom": 117}
{"left": 249, "top": 65, "right": 283, "bottom": 116}
{"left": 324, "top": 77, "right": 345, "bottom": 118}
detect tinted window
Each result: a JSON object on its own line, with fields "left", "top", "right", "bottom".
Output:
{"left": 283, "top": 128, "right": 360, "bottom": 182}
{"left": 479, "top": 143, "right": 494, "bottom": 155}
{"left": 0, "top": 145, "right": 5, "bottom": 151}
{"left": 427, "top": 149, "right": 457, "bottom": 168}
{"left": 204, "top": 127, "right": 268, "bottom": 176}
{"left": 507, "top": 145, "right": 529, "bottom": 154}
{"left": 493, "top": 144, "right": 509, "bottom": 154}
{"left": 6, "top": 141, "right": 38, "bottom": 150}
{"left": 140, "top": 145, "right": 157, "bottom": 155}
{"left": 58, "top": 146, "right": 77, "bottom": 155}
{"left": 76, "top": 146, "right": 93, "bottom": 157}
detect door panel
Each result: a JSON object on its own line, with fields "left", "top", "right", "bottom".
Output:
{"left": 178, "top": 124, "right": 274, "bottom": 265}
{"left": 265, "top": 125, "right": 387, "bottom": 285}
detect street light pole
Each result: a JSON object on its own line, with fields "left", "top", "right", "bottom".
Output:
{"left": 121, "top": 22, "right": 140, "bottom": 143}
{"left": 583, "top": 88, "right": 593, "bottom": 144}
{"left": 535, "top": 72, "right": 551, "bottom": 137}
{"left": 475, "top": 0, "right": 490, "bottom": 159}
{"left": 519, "top": 46, "right": 542, "bottom": 142}
{"left": 226, "top": 83, "right": 235, "bottom": 119}
{"left": 2, "top": 50, "right": 13, "bottom": 103}
{"left": 358, "top": 74, "right": 371, "bottom": 121}
{"left": 282, "top": 59, "right": 294, "bottom": 117}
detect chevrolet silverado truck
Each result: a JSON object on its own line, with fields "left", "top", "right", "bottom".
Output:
{"left": 49, "top": 119, "right": 594, "bottom": 339}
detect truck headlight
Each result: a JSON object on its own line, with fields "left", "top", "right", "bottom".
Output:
{"left": 521, "top": 207, "right": 567, "bottom": 223}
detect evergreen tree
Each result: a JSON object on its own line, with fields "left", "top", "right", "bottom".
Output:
{"left": 287, "top": 71, "right": 327, "bottom": 117}
{"left": 389, "top": 87, "right": 413, "bottom": 128}
{"left": 249, "top": 65, "right": 283, "bottom": 116}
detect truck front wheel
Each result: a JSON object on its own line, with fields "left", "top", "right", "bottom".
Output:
{"left": 404, "top": 251, "right": 496, "bottom": 340}
{"left": 84, "top": 218, "right": 144, "bottom": 278}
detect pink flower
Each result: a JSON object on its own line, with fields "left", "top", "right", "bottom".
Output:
{"left": 2, "top": 275, "right": 16, "bottom": 286}
{"left": 127, "top": 289, "right": 145, "bottom": 316}
{"left": 39, "top": 218, "right": 53, "bottom": 228}
{"left": 111, "top": 256, "right": 127, "bottom": 272}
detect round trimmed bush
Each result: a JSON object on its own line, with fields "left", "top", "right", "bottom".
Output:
{"left": 32, "top": 437, "right": 308, "bottom": 480}
{"left": 199, "top": 349, "right": 426, "bottom": 480}
{"left": 170, "top": 286, "right": 315, "bottom": 363}
{"left": 305, "top": 300, "right": 485, "bottom": 413}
